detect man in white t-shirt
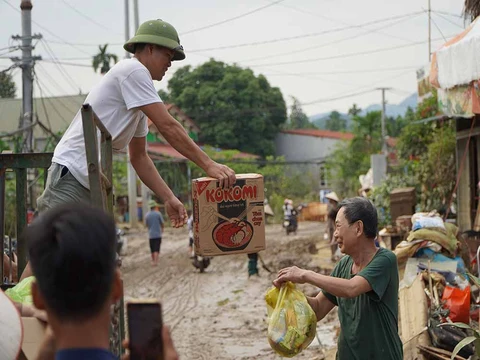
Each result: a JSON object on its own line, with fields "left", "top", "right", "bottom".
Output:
{"left": 26, "top": 19, "right": 235, "bottom": 279}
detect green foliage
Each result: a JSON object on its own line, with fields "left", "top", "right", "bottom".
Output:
{"left": 288, "top": 97, "right": 316, "bottom": 129}
{"left": 369, "top": 173, "right": 418, "bottom": 227}
{"left": 325, "top": 111, "right": 383, "bottom": 197}
{"left": 92, "top": 44, "right": 118, "bottom": 74}
{"left": 325, "top": 111, "right": 347, "bottom": 132}
{"left": 4, "top": 174, "right": 16, "bottom": 238}
{"left": 157, "top": 89, "right": 171, "bottom": 103}
{"left": 112, "top": 158, "right": 128, "bottom": 196}
{"left": 0, "top": 72, "right": 16, "bottom": 98}
{"left": 166, "top": 59, "right": 287, "bottom": 157}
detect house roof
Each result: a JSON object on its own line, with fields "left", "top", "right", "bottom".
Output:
{"left": 147, "top": 143, "right": 259, "bottom": 161}
{"left": 280, "top": 129, "right": 355, "bottom": 140}
{"left": 147, "top": 103, "right": 200, "bottom": 132}
{"left": 0, "top": 94, "right": 86, "bottom": 137}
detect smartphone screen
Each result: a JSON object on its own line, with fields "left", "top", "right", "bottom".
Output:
{"left": 127, "top": 302, "right": 163, "bottom": 360}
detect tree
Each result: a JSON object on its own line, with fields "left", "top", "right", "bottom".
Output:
{"left": 157, "top": 89, "right": 171, "bottom": 103}
{"left": 92, "top": 44, "right": 118, "bottom": 75}
{"left": 325, "top": 111, "right": 347, "bottom": 132}
{"left": 0, "top": 72, "right": 16, "bottom": 98}
{"left": 348, "top": 104, "right": 361, "bottom": 117}
{"left": 166, "top": 59, "right": 287, "bottom": 157}
{"left": 288, "top": 96, "right": 315, "bottom": 129}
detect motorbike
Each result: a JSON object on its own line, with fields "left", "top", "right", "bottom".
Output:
{"left": 191, "top": 244, "right": 211, "bottom": 273}
{"left": 116, "top": 228, "right": 127, "bottom": 255}
{"left": 283, "top": 212, "right": 298, "bottom": 236}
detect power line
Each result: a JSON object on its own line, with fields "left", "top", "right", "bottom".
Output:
{"left": 275, "top": 2, "right": 416, "bottom": 43}
{"left": 260, "top": 65, "right": 420, "bottom": 76}
{"left": 45, "top": 39, "right": 124, "bottom": 47}
{"left": 432, "top": 11, "right": 465, "bottom": 29}
{"left": 188, "top": 11, "right": 424, "bottom": 52}
{"left": 247, "top": 35, "right": 452, "bottom": 67}
{"left": 41, "top": 59, "right": 92, "bottom": 68}
{"left": 61, "top": 0, "right": 121, "bottom": 34}
{"left": 300, "top": 69, "right": 415, "bottom": 106}
{"left": 0, "top": 64, "right": 16, "bottom": 74}
{"left": 239, "top": 11, "right": 424, "bottom": 63}
{"left": 180, "top": 0, "right": 286, "bottom": 35}
{"left": 40, "top": 39, "right": 81, "bottom": 93}
{"left": 429, "top": 13, "right": 448, "bottom": 41}
{"left": 302, "top": 89, "right": 376, "bottom": 106}
{"left": 2, "top": 0, "right": 92, "bottom": 56}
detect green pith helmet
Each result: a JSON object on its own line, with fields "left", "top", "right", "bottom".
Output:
{"left": 124, "top": 19, "right": 185, "bottom": 61}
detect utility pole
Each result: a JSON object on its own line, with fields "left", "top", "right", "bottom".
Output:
{"left": 11, "top": 0, "right": 42, "bottom": 208}
{"left": 377, "top": 87, "right": 390, "bottom": 155}
{"left": 124, "top": 0, "right": 130, "bottom": 59}
{"left": 11, "top": 0, "right": 42, "bottom": 153}
{"left": 124, "top": 0, "right": 138, "bottom": 226}
{"left": 133, "top": 0, "right": 140, "bottom": 30}
{"left": 428, "top": 0, "right": 432, "bottom": 61}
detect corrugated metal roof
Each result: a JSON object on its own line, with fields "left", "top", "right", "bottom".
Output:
{"left": 0, "top": 94, "right": 86, "bottom": 138}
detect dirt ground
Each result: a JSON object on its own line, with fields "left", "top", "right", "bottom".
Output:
{"left": 121, "top": 220, "right": 340, "bottom": 360}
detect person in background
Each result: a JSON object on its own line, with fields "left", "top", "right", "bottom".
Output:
{"left": 145, "top": 201, "right": 165, "bottom": 266}
{"left": 325, "top": 192, "right": 340, "bottom": 261}
{"left": 187, "top": 210, "right": 194, "bottom": 258}
{"left": 248, "top": 253, "right": 259, "bottom": 277}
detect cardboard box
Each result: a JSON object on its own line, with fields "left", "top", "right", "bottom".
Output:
{"left": 18, "top": 317, "right": 47, "bottom": 360}
{"left": 193, "top": 174, "right": 265, "bottom": 256}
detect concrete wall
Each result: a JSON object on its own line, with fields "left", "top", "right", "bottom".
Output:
{"left": 274, "top": 133, "right": 347, "bottom": 190}
{"left": 274, "top": 133, "right": 341, "bottom": 162}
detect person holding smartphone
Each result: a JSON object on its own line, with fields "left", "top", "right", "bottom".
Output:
{"left": 25, "top": 203, "right": 179, "bottom": 360}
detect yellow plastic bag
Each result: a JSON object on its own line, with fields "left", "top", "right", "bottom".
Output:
{"left": 4, "top": 276, "right": 35, "bottom": 305}
{"left": 266, "top": 282, "right": 317, "bottom": 357}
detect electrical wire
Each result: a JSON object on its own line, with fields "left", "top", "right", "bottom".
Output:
{"left": 247, "top": 35, "right": 452, "bottom": 67}
{"left": 187, "top": 11, "right": 424, "bottom": 52}
{"left": 180, "top": 0, "right": 286, "bottom": 35}
{"left": 239, "top": 11, "right": 424, "bottom": 63}
{"left": 274, "top": 2, "right": 416, "bottom": 43}
{"left": 61, "top": 0, "right": 121, "bottom": 34}
{"left": 40, "top": 39, "right": 82, "bottom": 93}
{"left": 260, "top": 65, "right": 420, "bottom": 76}
{"left": 430, "top": 14, "right": 448, "bottom": 42}
{"left": 2, "top": 0, "right": 92, "bottom": 56}
{"left": 432, "top": 11, "right": 466, "bottom": 29}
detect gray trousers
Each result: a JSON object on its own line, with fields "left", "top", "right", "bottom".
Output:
{"left": 36, "top": 163, "right": 91, "bottom": 213}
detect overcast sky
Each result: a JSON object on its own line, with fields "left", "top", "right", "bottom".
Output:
{"left": 0, "top": 0, "right": 467, "bottom": 117}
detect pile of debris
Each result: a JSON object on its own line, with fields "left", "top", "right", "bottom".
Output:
{"left": 392, "top": 212, "right": 480, "bottom": 360}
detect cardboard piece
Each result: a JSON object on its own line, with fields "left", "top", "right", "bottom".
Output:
{"left": 19, "top": 317, "right": 46, "bottom": 360}
{"left": 193, "top": 174, "right": 265, "bottom": 256}
{"left": 399, "top": 273, "right": 429, "bottom": 360}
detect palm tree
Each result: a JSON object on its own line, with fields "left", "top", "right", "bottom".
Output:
{"left": 92, "top": 44, "right": 118, "bottom": 75}
{"left": 464, "top": 0, "right": 480, "bottom": 21}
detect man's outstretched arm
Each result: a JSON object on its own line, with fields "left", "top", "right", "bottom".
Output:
{"left": 139, "top": 102, "right": 236, "bottom": 188}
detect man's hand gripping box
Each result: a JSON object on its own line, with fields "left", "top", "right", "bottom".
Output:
{"left": 192, "top": 174, "right": 265, "bottom": 256}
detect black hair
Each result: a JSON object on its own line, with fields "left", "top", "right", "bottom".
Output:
{"left": 134, "top": 43, "right": 169, "bottom": 54}
{"left": 26, "top": 203, "right": 117, "bottom": 321}
{"left": 133, "top": 43, "right": 148, "bottom": 53}
{"left": 338, "top": 197, "right": 378, "bottom": 239}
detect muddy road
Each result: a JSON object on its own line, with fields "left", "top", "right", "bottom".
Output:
{"left": 121, "top": 221, "right": 339, "bottom": 360}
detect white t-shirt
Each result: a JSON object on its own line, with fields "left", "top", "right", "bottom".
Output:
{"left": 52, "top": 58, "right": 161, "bottom": 189}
